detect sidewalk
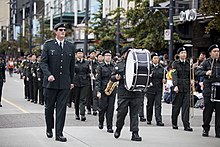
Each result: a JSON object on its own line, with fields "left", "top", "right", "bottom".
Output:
{"left": 0, "top": 126, "right": 219, "bottom": 147}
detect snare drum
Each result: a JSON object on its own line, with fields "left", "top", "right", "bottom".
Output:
{"left": 211, "top": 82, "right": 220, "bottom": 102}
{"left": 125, "top": 49, "right": 151, "bottom": 91}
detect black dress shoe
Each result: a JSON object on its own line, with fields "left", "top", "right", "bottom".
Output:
{"left": 157, "top": 122, "right": 164, "bottom": 126}
{"left": 98, "top": 123, "right": 103, "bottom": 129}
{"left": 172, "top": 125, "right": 178, "bottom": 129}
{"left": 202, "top": 130, "right": 209, "bottom": 137}
{"left": 0, "top": 104, "right": 2, "bottom": 107}
{"left": 87, "top": 111, "right": 92, "bottom": 115}
{"left": 46, "top": 130, "right": 53, "bottom": 138}
{"left": 93, "top": 111, "right": 97, "bottom": 116}
{"left": 75, "top": 115, "right": 80, "bottom": 120}
{"left": 131, "top": 132, "right": 142, "bottom": 141}
{"left": 184, "top": 127, "right": 193, "bottom": 132}
{"left": 55, "top": 136, "right": 67, "bottom": 142}
{"left": 81, "top": 116, "right": 86, "bottom": 121}
{"left": 114, "top": 128, "right": 121, "bottom": 139}
{"left": 147, "top": 121, "right": 151, "bottom": 125}
{"left": 140, "top": 117, "right": 146, "bottom": 122}
{"left": 107, "top": 129, "right": 114, "bottom": 133}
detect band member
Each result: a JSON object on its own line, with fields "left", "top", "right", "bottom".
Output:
{"left": 196, "top": 44, "right": 220, "bottom": 138}
{"left": 21, "top": 55, "right": 29, "bottom": 100}
{"left": 96, "top": 50, "right": 116, "bottom": 133}
{"left": 146, "top": 52, "right": 165, "bottom": 126}
{"left": 40, "top": 23, "right": 75, "bottom": 142}
{"left": 97, "top": 52, "right": 103, "bottom": 63}
{"left": 0, "top": 57, "right": 6, "bottom": 107}
{"left": 112, "top": 47, "right": 142, "bottom": 141}
{"left": 36, "top": 55, "right": 44, "bottom": 105}
{"left": 88, "top": 49, "right": 99, "bottom": 115}
{"left": 31, "top": 55, "right": 38, "bottom": 104}
{"left": 171, "top": 47, "right": 193, "bottom": 131}
{"left": 73, "top": 48, "right": 90, "bottom": 121}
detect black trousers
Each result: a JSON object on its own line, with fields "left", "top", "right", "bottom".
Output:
{"left": 33, "top": 81, "right": 38, "bottom": 103}
{"left": 171, "top": 91, "right": 190, "bottom": 128}
{"left": 99, "top": 92, "right": 116, "bottom": 129}
{"left": 44, "top": 88, "right": 70, "bottom": 136}
{"left": 74, "top": 86, "right": 90, "bottom": 116}
{"left": 139, "top": 96, "right": 145, "bottom": 118}
{"left": 38, "top": 81, "right": 44, "bottom": 104}
{"left": 86, "top": 85, "right": 93, "bottom": 112}
{"left": 28, "top": 78, "right": 34, "bottom": 101}
{"left": 146, "top": 91, "right": 163, "bottom": 123}
{"left": 0, "top": 80, "right": 3, "bottom": 102}
{"left": 202, "top": 96, "right": 220, "bottom": 135}
{"left": 116, "top": 98, "right": 141, "bottom": 132}
{"left": 24, "top": 79, "right": 29, "bottom": 99}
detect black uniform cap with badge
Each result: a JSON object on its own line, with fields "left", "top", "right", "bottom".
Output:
{"left": 177, "top": 47, "right": 187, "bottom": 54}
{"left": 208, "top": 44, "right": 219, "bottom": 53}
{"left": 151, "top": 52, "right": 159, "bottom": 59}
{"left": 75, "top": 48, "right": 84, "bottom": 53}
{"left": 54, "top": 23, "right": 66, "bottom": 31}
{"left": 102, "top": 50, "right": 112, "bottom": 56}
{"left": 89, "top": 49, "right": 96, "bottom": 55}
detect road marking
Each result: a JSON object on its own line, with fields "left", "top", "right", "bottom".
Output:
{"left": 2, "top": 97, "right": 29, "bottom": 113}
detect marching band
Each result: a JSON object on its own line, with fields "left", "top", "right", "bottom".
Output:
{"left": 1, "top": 23, "right": 220, "bottom": 141}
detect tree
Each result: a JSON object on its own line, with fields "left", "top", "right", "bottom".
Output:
{"left": 200, "top": 0, "right": 220, "bottom": 33}
{"left": 125, "top": 0, "right": 169, "bottom": 51}
{"left": 89, "top": 0, "right": 125, "bottom": 53}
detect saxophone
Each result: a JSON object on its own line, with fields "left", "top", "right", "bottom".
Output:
{"left": 104, "top": 80, "right": 118, "bottom": 96}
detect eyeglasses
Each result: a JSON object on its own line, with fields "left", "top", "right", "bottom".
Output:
{"left": 58, "top": 29, "right": 66, "bottom": 32}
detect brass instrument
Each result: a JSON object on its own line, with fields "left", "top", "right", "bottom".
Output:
{"left": 190, "top": 58, "right": 195, "bottom": 118}
{"left": 104, "top": 80, "right": 118, "bottom": 96}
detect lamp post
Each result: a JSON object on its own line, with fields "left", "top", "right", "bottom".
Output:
{"left": 168, "top": 0, "right": 174, "bottom": 61}
{"left": 84, "top": 0, "right": 89, "bottom": 55}
{"left": 116, "top": 0, "right": 120, "bottom": 54}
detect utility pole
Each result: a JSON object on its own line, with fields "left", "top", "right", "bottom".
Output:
{"left": 84, "top": 0, "right": 89, "bottom": 55}
{"left": 29, "top": 0, "right": 33, "bottom": 54}
{"left": 169, "top": 0, "right": 174, "bottom": 61}
{"left": 116, "top": 0, "right": 120, "bottom": 54}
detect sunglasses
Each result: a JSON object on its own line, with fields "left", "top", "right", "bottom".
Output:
{"left": 58, "top": 29, "right": 66, "bottom": 32}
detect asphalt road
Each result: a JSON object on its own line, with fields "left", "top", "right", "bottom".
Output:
{"left": 0, "top": 72, "right": 219, "bottom": 147}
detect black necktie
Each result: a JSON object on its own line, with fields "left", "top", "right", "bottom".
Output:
{"left": 59, "top": 42, "right": 62, "bottom": 49}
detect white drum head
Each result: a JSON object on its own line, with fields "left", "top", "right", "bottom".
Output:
{"left": 125, "top": 50, "right": 135, "bottom": 90}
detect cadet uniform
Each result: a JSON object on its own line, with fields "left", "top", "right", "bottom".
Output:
{"left": 95, "top": 50, "right": 116, "bottom": 133}
{"left": 89, "top": 50, "right": 99, "bottom": 115}
{"left": 32, "top": 59, "right": 38, "bottom": 104}
{"left": 0, "top": 58, "right": 6, "bottom": 107}
{"left": 40, "top": 23, "right": 75, "bottom": 142}
{"left": 22, "top": 57, "right": 29, "bottom": 99}
{"left": 73, "top": 48, "right": 90, "bottom": 121}
{"left": 171, "top": 47, "right": 193, "bottom": 131}
{"left": 112, "top": 47, "right": 142, "bottom": 141}
{"left": 36, "top": 59, "right": 44, "bottom": 105}
{"left": 196, "top": 44, "right": 220, "bottom": 138}
{"left": 146, "top": 52, "right": 165, "bottom": 126}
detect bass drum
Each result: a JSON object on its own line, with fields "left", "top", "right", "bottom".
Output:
{"left": 125, "top": 49, "right": 151, "bottom": 91}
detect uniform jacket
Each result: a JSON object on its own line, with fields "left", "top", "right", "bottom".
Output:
{"left": 73, "top": 59, "right": 90, "bottom": 87}
{"left": 96, "top": 61, "right": 115, "bottom": 92}
{"left": 40, "top": 39, "right": 75, "bottom": 89}
{"left": 147, "top": 64, "right": 165, "bottom": 94}
{"left": 172, "top": 59, "right": 190, "bottom": 93}
{"left": 195, "top": 57, "right": 220, "bottom": 97}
